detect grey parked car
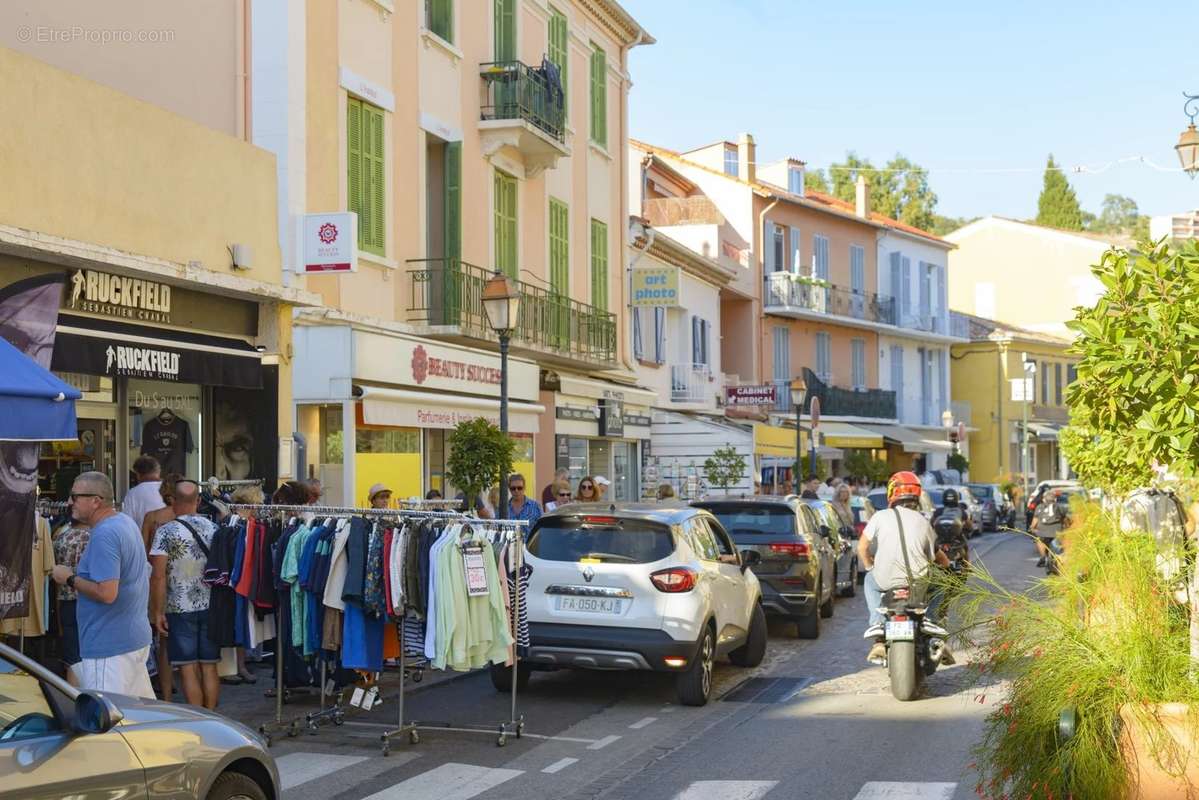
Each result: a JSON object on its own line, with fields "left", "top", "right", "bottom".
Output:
{"left": 0, "top": 642, "right": 279, "bottom": 800}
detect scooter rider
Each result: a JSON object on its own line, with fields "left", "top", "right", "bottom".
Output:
{"left": 931, "top": 488, "right": 971, "bottom": 561}
{"left": 858, "top": 471, "right": 951, "bottom": 665}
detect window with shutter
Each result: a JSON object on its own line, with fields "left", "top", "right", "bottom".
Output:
{"left": 444, "top": 141, "right": 461, "bottom": 263}
{"left": 427, "top": 0, "right": 453, "bottom": 43}
{"left": 936, "top": 264, "right": 947, "bottom": 334}
{"left": 548, "top": 7, "right": 568, "bottom": 114}
{"left": 772, "top": 226, "right": 785, "bottom": 273}
{"left": 901, "top": 257, "right": 912, "bottom": 320}
{"left": 763, "top": 222, "right": 775, "bottom": 272}
{"left": 703, "top": 319, "right": 711, "bottom": 367}
{"left": 348, "top": 98, "right": 386, "bottom": 257}
{"left": 890, "top": 345, "right": 904, "bottom": 420}
{"left": 889, "top": 252, "right": 901, "bottom": 301}
{"left": 654, "top": 307, "right": 666, "bottom": 364}
{"left": 816, "top": 332, "right": 831, "bottom": 380}
{"left": 936, "top": 349, "right": 947, "bottom": 411}
{"left": 918, "top": 347, "right": 930, "bottom": 424}
{"left": 813, "top": 235, "right": 829, "bottom": 280}
{"left": 632, "top": 308, "right": 643, "bottom": 360}
{"left": 590, "top": 219, "right": 608, "bottom": 311}
{"left": 772, "top": 326, "right": 790, "bottom": 385}
{"left": 789, "top": 227, "right": 801, "bottom": 274}
{"left": 494, "top": 170, "right": 518, "bottom": 278}
{"left": 850, "top": 246, "right": 865, "bottom": 293}
{"left": 589, "top": 44, "right": 607, "bottom": 147}
{"left": 851, "top": 339, "right": 865, "bottom": 390}
{"left": 549, "top": 198, "right": 569, "bottom": 346}
{"left": 494, "top": 0, "right": 515, "bottom": 60}
{"left": 691, "top": 316, "right": 700, "bottom": 365}
{"left": 1041, "top": 361, "right": 1049, "bottom": 405}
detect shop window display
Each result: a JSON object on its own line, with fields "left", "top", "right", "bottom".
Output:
{"left": 128, "top": 379, "right": 201, "bottom": 481}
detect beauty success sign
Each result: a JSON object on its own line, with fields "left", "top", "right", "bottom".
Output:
{"left": 302, "top": 212, "right": 358, "bottom": 274}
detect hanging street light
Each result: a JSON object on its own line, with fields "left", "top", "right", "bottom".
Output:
{"left": 790, "top": 377, "right": 806, "bottom": 492}
{"left": 1177, "top": 93, "right": 1199, "bottom": 179}
{"left": 482, "top": 271, "right": 521, "bottom": 518}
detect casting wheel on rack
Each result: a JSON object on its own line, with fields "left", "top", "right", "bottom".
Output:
{"left": 409, "top": 730, "right": 420, "bottom": 744}
{"left": 411, "top": 669, "right": 424, "bottom": 683}
{"left": 516, "top": 721, "right": 524, "bottom": 738}
{"left": 380, "top": 739, "right": 390, "bottom": 757}
{"left": 288, "top": 720, "right": 301, "bottom": 738}
{"left": 333, "top": 711, "right": 345, "bottom": 726}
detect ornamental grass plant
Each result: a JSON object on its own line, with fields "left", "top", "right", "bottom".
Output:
{"left": 942, "top": 502, "right": 1199, "bottom": 799}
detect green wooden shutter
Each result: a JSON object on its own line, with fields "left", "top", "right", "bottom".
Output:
{"left": 589, "top": 44, "right": 607, "bottom": 147}
{"left": 443, "top": 141, "right": 462, "bottom": 320}
{"left": 494, "top": 0, "right": 515, "bottom": 61}
{"left": 429, "top": 0, "right": 453, "bottom": 43}
{"left": 347, "top": 98, "right": 364, "bottom": 247}
{"left": 549, "top": 198, "right": 570, "bottom": 349}
{"left": 494, "top": 170, "right": 517, "bottom": 279}
{"left": 590, "top": 219, "right": 608, "bottom": 311}
{"left": 364, "top": 104, "right": 386, "bottom": 256}
{"left": 548, "top": 7, "right": 568, "bottom": 114}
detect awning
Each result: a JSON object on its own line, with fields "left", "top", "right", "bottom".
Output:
{"left": 357, "top": 386, "right": 544, "bottom": 434}
{"left": 753, "top": 422, "right": 801, "bottom": 458}
{"left": 859, "top": 424, "right": 953, "bottom": 454}
{"left": 51, "top": 313, "right": 263, "bottom": 388}
{"left": 816, "top": 422, "right": 884, "bottom": 449}
{"left": 0, "top": 335, "right": 81, "bottom": 441}
{"left": 1028, "top": 422, "right": 1060, "bottom": 441}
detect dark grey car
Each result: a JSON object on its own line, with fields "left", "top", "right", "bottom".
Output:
{"left": 693, "top": 496, "right": 836, "bottom": 639}
{"left": 803, "top": 499, "right": 859, "bottom": 597}
{"left": 0, "top": 642, "right": 279, "bottom": 800}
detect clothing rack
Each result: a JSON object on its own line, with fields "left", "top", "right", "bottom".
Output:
{"left": 222, "top": 503, "right": 528, "bottom": 750}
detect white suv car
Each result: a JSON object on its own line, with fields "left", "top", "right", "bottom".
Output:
{"left": 507, "top": 503, "right": 766, "bottom": 706}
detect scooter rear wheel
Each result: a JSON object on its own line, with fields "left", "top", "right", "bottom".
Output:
{"left": 888, "top": 640, "right": 920, "bottom": 701}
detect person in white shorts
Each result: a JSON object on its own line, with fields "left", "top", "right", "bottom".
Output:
{"left": 51, "top": 472, "right": 154, "bottom": 698}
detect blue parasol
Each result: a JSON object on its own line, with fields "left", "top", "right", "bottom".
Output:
{"left": 0, "top": 334, "right": 81, "bottom": 441}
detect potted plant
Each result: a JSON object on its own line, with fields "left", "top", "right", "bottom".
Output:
{"left": 445, "top": 417, "right": 515, "bottom": 515}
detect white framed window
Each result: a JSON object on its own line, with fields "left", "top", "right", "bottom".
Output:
{"left": 789, "top": 227, "right": 801, "bottom": 273}
{"left": 850, "top": 245, "right": 865, "bottom": 294}
{"left": 815, "top": 331, "right": 832, "bottom": 381}
{"left": 788, "top": 166, "right": 804, "bottom": 195}
{"left": 851, "top": 338, "right": 866, "bottom": 390}
{"left": 724, "top": 147, "right": 738, "bottom": 177}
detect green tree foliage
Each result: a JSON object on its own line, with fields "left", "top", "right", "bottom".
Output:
{"left": 1065, "top": 239, "right": 1199, "bottom": 493}
{"left": 1035, "top": 154, "right": 1084, "bottom": 230}
{"left": 930, "top": 214, "right": 979, "bottom": 237}
{"left": 793, "top": 454, "right": 828, "bottom": 482}
{"left": 947, "top": 452, "right": 970, "bottom": 474}
{"left": 1096, "top": 193, "right": 1139, "bottom": 232}
{"left": 703, "top": 444, "right": 747, "bottom": 493}
{"left": 445, "top": 418, "right": 515, "bottom": 508}
{"left": 843, "top": 450, "right": 890, "bottom": 485}
{"left": 809, "top": 152, "right": 939, "bottom": 232}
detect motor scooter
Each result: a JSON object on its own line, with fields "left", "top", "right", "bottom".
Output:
{"left": 877, "top": 586, "right": 949, "bottom": 701}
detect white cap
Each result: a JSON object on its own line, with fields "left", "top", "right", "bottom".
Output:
{"left": 368, "top": 483, "right": 392, "bottom": 500}
{"left": 594, "top": 476, "right": 610, "bottom": 486}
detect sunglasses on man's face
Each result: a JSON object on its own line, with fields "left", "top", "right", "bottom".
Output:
{"left": 510, "top": 485, "right": 525, "bottom": 492}
{"left": 70, "top": 493, "right": 100, "bottom": 501}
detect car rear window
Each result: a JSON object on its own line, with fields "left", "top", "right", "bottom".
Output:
{"left": 694, "top": 505, "right": 797, "bottom": 542}
{"left": 927, "top": 489, "right": 945, "bottom": 505}
{"left": 969, "top": 485, "right": 994, "bottom": 499}
{"left": 527, "top": 518, "right": 675, "bottom": 563}
{"left": 868, "top": 491, "right": 888, "bottom": 510}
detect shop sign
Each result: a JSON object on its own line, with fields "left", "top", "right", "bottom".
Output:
{"left": 411, "top": 344, "right": 501, "bottom": 387}
{"left": 52, "top": 331, "right": 263, "bottom": 389}
{"left": 302, "top": 212, "right": 357, "bottom": 273}
{"left": 556, "top": 406, "right": 596, "bottom": 422}
{"left": 66, "top": 269, "right": 172, "bottom": 323}
{"left": 599, "top": 398, "right": 624, "bottom": 437}
{"left": 631, "top": 266, "right": 680, "bottom": 307}
{"left": 725, "top": 385, "right": 777, "bottom": 406}
{"left": 625, "top": 413, "right": 652, "bottom": 427}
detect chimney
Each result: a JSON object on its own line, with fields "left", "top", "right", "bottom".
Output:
{"left": 737, "top": 132, "right": 755, "bottom": 183}
{"left": 855, "top": 174, "right": 870, "bottom": 218}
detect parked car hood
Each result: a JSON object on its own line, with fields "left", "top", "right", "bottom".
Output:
{"left": 112, "top": 694, "right": 245, "bottom": 728}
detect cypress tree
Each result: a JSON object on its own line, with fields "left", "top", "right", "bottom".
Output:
{"left": 1035, "top": 154, "right": 1084, "bottom": 230}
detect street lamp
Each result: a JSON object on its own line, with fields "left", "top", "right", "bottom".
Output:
{"left": 1177, "top": 93, "right": 1199, "bottom": 179}
{"left": 790, "top": 376, "right": 816, "bottom": 492}
{"left": 482, "top": 271, "right": 521, "bottom": 518}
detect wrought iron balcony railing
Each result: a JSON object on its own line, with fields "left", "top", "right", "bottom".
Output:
{"left": 408, "top": 259, "right": 616, "bottom": 366}
{"left": 764, "top": 273, "right": 896, "bottom": 326}
{"left": 480, "top": 60, "right": 566, "bottom": 143}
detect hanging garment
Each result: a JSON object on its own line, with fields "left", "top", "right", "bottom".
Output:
{"left": 280, "top": 524, "right": 313, "bottom": 654}
{"left": 432, "top": 529, "right": 514, "bottom": 671}
{"left": 342, "top": 517, "right": 370, "bottom": 605}
{"left": 342, "top": 601, "right": 384, "bottom": 672}
{"left": 363, "top": 522, "right": 386, "bottom": 618}
{"left": 502, "top": 540, "right": 532, "bottom": 652}
{"left": 423, "top": 523, "right": 458, "bottom": 660}
{"left": 205, "top": 520, "right": 243, "bottom": 648}
{"left": 323, "top": 520, "right": 352, "bottom": 611}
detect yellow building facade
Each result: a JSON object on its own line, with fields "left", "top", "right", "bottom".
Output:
{"left": 949, "top": 312, "right": 1077, "bottom": 486}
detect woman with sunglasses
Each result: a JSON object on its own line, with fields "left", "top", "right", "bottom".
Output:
{"left": 546, "top": 481, "right": 573, "bottom": 511}
{"left": 575, "top": 476, "right": 599, "bottom": 503}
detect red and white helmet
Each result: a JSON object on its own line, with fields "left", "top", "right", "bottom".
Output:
{"left": 886, "top": 470, "right": 922, "bottom": 506}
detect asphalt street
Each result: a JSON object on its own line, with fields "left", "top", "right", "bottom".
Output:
{"left": 266, "top": 531, "right": 1036, "bottom": 800}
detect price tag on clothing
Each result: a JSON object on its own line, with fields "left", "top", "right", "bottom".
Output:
{"left": 350, "top": 687, "right": 365, "bottom": 708}
{"left": 462, "top": 546, "right": 490, "bottom": 597}
{"left": 364, "top": 686, "right": 380, "bottom": 710}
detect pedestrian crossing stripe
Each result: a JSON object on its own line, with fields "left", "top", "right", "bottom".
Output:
{"left": 672, "top": 781, "right": 778, "bottom": 800}
{"left": 852, "top": 782, "right": 957, "bottom": 800}
{"left": 359, "top": 762, "right": 523, "bottom": 800}
{"left": 276, "top": 752, "right": 368, "bottom": 790}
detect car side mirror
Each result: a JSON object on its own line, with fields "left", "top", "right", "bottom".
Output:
{"left": 739, "top": 549, "right": 762, "bottom": 572}
{"left": 74, "top": 691, "right": 122, "bottom": 735}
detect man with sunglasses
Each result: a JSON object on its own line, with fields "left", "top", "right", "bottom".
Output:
{"left": 505, "top": 473, "right": 542, "bottom": 523}
{"left": 50, "top": 472, "right": 154, "bottom": 698}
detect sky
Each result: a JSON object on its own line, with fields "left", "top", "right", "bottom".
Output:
{"left": 622, "top": 1, "right": 1199, "bottom": 221}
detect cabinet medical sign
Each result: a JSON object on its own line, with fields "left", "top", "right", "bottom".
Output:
{"left": 631, "top": 266, "right": 680, "bottom": 306}
{"left": 302, "top": 212, "right": 357, "bottom": 273}
{"left": 725, "top": 385, "right": 777, "bottom": 406}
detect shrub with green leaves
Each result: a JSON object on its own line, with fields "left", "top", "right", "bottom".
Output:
{"left": 445, "top": 418, "right": 515, "bottom": 509}
{"left": 703, "top": 445, "right": 747, "bottom": 493}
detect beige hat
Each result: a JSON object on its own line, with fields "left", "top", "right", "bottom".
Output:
{"left": 368, "top": 483, "right": 392, "bottom": 500}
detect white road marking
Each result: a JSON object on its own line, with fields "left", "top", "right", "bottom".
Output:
{"left": 672, "top": 780, "right": 779, "bottom": 800}
{"left": 360, "top": 763, "right": 523, "bottom": 800}
{"left": 542, "top": 757, "right": 580, "bottom": 774}
{"left": 276, "top": 752, "right": 369, "bottom": 790}
{"left": 587, "top": 734, "right": 622, "bottom": 750}
{"left": 661, "top": 704, "right": 678, "bottom": 713}
{"left": 629, "top": 716, "right": 658, "bottom": 729}
{"left": 852, "top": 782, "right": 958, "bottom": 800}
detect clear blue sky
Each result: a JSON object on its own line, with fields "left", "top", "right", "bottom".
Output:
{"left": 622, "top": 1, "right": 1199, "bottom": 221}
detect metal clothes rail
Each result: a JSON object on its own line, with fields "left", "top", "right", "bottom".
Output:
{"left": 222, "top": 502, "right": 528, "bottom": 750}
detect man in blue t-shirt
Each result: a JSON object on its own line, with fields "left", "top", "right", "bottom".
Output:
{"left": 51, "top": 471, "right": 153, "bottom": 697}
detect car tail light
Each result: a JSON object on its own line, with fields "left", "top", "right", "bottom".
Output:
{"left": 768, "top": 542, "right": 810, "bottom": 558}
{"left": 663, "top": 656, "right": 687, "bottom": 668}
{"left": 650, "top": 567, "right": 697, "bottom": 593}
{"left": 892, "top": 614, "right": 909, "bottom": 622}
{"left": 583, "top": 515, "right": 619, "bottom": 524}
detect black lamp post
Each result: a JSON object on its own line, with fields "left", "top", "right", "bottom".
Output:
{"left": 1177, "top": 93, "right": 1199, "bottom": 179}
{"left": 482, "top": 271, "right": 521, "bottom": 518}
{"left": 790, "top": 377, "right": 807, "bottom": 492}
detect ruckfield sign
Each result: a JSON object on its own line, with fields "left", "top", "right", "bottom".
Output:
{"left": 67, "top": 269, "right": 172, "bottom": 323}
{"left": 630, "top": 266, "right": 680, "bottom": 307}
{"left": 302, "top": 212, "right": 358, "bottom": 274}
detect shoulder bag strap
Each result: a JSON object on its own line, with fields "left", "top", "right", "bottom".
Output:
{"left": 175, "top": 517, "right": 210, "bottom": 559}
{"left": 893, "top": 507, "right": 915, "bottom": 587}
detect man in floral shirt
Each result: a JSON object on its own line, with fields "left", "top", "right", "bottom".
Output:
{"left": 52, "top": 522, "right": 90, "bottom": 684}
{"left": 149, "top": 480, "right": 220, "bottom": 709}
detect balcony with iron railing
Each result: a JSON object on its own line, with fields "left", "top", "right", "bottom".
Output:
{"left": 479, "top": 60, "right": 567, "bottom": 176}
{"left": 408, "top": 259, "right": 616, "bottom": 367}
{"left": 772, "top": 369, "right": 897, "bottom": 420}
{"left": 670, "top": 362, "right": 715, "bottom": 404}
{"left": 764, "top": 272, "right": 896, "bottom": 327}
